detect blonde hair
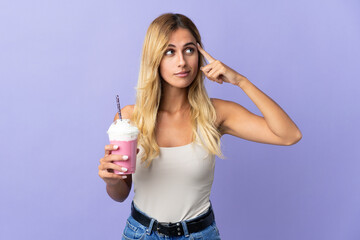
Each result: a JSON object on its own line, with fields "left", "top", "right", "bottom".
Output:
{"left": 131, "top": 13, "right": 224, "bottom": 166}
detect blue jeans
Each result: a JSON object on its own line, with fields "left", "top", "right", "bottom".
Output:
{"left": 122, "top": 203, "right": 221, "bottom": 240}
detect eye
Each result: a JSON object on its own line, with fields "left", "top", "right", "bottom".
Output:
{"left": 165, "top": 49, "right": 174, "bottom": 55}
{"left": 185, "top": 48, "right": 195, "bottom": 54}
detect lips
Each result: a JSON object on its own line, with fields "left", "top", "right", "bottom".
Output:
{"left": 174, "top": 70, "right": 190, "bottom": 77}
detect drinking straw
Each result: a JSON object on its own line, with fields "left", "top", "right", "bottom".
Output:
{"left": 116, "top": 95, "right": 122, "bottom": 120}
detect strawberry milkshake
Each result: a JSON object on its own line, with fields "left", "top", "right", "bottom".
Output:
{"left": 107, "top": 119, "right": 139, "bottom": 174}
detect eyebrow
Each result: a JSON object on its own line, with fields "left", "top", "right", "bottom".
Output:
{"left": 167, "top": 42, "right": 196, "bottom": 48}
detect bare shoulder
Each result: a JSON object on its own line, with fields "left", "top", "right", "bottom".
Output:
{"left": 210, "top": 97, "right": 232, "bottom": 110}
{"left": 210, "top": 98, "right": 231, "bottom": 133}
{"left": 210, "top": 97, "right": 247, "bottom": 114}
{"left": 113, "top": 104, "right": 135, "bottom": 121}
{"left": 210, "top": 98, "right": 249, "bottom": 135}
{"left": 210, "top": 97, "right": 242, "bottom": 119}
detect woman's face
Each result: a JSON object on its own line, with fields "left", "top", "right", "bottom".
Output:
{"left": 159, "top": 28, "right": 199, "bottom": 89}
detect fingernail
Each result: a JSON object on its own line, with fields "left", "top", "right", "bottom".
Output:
{"left": 121, "top": 167, "right": 128, "bottom": 172}
{"left": 122, "top": 155, "right": 128, "bottom": 160}
{"left": 113, "top": 145, "right": 118, "bottom": 149}
{"left": 122, "top": 175, "right": 127, "bottom": 179}
{"left": 197, "top": 42, "right": 200, "bottom": 46}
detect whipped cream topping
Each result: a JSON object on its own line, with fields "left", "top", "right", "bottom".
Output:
{"left": 107, "top": 119, "right": 139, "bottom": 141}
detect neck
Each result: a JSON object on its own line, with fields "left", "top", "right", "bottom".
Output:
{"left": 159, "top": 81, "right": 190, "bottom": 114}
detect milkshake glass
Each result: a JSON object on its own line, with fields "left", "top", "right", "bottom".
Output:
{"left": 107, "top": 119, "right": 139, "bottom": 174}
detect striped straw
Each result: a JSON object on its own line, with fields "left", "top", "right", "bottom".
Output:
{"left": 116, "top": 95, "right": 122, "bottom": 120}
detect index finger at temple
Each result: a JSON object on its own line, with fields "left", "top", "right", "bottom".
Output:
{"left": 197, "top": 43, "right": 215, "bottom": 63}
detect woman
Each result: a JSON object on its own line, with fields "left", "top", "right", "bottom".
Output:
{"left": 99, "top": 13, "right": 302, "bottom": 240}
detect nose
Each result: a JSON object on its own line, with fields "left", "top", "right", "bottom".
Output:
{"left": 177, "top": 52, "right": 186, "bottom": 67}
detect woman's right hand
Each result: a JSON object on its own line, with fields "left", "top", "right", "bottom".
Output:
{"left": 98, "top": 144, "right": 139, "bottom": 186}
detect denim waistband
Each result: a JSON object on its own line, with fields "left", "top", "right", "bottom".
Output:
{"left": 131, "top": 201, "right": 215, "bottom": 237}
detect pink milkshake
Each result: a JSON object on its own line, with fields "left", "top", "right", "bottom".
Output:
{"left": 107, "top": 119, "right": 139, "bottom": 174}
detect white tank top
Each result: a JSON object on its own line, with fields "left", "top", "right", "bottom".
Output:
{"left": 132, "top": 140, "right": 216, "bottom": 223}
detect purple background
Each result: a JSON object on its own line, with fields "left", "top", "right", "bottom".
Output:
{"left": 1, "top": 0, "right": 359, "bottom": 239}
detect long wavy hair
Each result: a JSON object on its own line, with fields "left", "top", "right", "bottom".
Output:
{"left": 131, "top": 13, "right": 224, "bottom": 166}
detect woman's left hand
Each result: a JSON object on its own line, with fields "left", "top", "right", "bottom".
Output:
{"left": 197, "top": 43, "right": 248, "bottom": 86}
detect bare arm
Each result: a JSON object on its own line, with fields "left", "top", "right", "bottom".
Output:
{"left": 213, "top": 84, "right": 302, "bottom": 146}
{"left": 237, "top": 79, "right": 301, "bottom": 145}
{"left": 197, "top": 43, "right": 302, "bottom": 146}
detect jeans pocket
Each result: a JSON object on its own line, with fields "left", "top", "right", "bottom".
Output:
{"left": 122, "top": 217, "right": 147, "bottom": 240}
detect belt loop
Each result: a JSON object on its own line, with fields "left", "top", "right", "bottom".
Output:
{"left": 181, "top": 221, "right": 190, "bottom": 238}
{"left": 146, "top": 218, "right": 155, "bottom": 235}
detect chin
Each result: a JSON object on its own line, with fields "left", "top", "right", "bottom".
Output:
{"left": 163, "top": 77, "right": 194, "bottom": 89}
{"left": 176, "top": 80, "right": 194, "bottom": 88}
